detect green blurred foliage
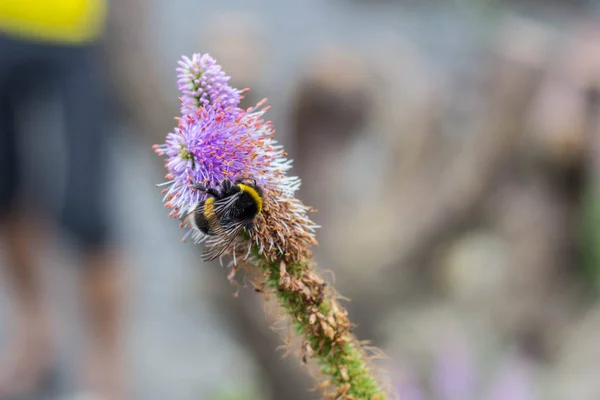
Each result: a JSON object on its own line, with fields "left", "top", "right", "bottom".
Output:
{"left": 581, "top": 186, "right": 600, "bottom": 293}
{"left": 211, "top": 386, "right": 262, "bottom": 400}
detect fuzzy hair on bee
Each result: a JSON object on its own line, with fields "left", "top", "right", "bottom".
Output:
{"left": 183, "top": 177, "right": 264, "bottom": 261}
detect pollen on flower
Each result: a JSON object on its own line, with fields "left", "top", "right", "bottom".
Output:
{"left": 178, "top": 146, "right": 193, "bottom": 161}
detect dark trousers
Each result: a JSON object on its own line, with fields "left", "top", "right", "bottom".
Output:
{"left": 0, "top": 34, "right": 111, "bottom": 252}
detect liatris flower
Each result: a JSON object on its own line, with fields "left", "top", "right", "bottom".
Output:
{"left": 177, "top": 53, "right": 243, "bottom": 115}
{"left": 155, "top": 53, "right": 388, "bottom": 399}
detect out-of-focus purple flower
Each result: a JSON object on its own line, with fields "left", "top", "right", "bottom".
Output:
{"left": 485, "top": 355, "right": 537, "bottom": 400}
{"left": 432, "top": 344, "right": 478, "bottom": 400}
{"left": 395, "top": 366, "right": 426, "bottom": 400}
{"left": 176, "top": 53, "right": 243, "bottom": 114}
{"left": 395, "top": 348, "right": 539, "bottom": 400}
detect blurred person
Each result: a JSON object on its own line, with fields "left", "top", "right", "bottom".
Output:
{"left": 0, "top": 1, "right": 125, "bottom": 399}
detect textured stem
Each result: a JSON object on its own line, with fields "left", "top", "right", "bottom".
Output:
{"left": 254, "top": 249, "right": 387, "bottom": 400}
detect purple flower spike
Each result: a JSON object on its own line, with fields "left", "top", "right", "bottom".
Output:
{"left": 176, "top": 53, "right": 243, "bottom": 114}
{"left": 154, "top": 53, "right": 386, "bottom": 400}
{"left": 155, "top": 55, "right": 314, "bottom": 261}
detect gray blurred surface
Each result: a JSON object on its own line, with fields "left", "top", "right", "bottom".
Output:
{"left": 0, "top": 131, "right": 259, "bottom": 399}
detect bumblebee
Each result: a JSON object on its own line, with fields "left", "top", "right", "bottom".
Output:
{"left": 184, "top": 177, "right": 263, "bottom": 261}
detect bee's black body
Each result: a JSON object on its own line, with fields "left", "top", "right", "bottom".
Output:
{"left": 193, "top": 205, "right": 214, "bottom": 235}
{"left": 184, "top": 178, "right": 264, "bottom": 261}
{"left": 220, "top": 189, "right": 261, "bottom": 226}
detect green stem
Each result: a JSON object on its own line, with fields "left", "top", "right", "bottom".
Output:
{"left": 255, "top": 251, "right": 387, "bottom": 400}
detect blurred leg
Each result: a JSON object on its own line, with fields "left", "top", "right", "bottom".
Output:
{"left": 0, "top": 66, "right": 55, "bottom": 396}
{"left": 0, "top": 212, "right": 55, "bottom": 397}
{"left": 59, "top": 46, "right": 127, "bottom": 400}
{"left": 80, "top": 250, "right": 126, "bottom": 400}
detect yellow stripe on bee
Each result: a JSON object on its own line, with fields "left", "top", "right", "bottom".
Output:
{"left": 237, "top": 184, "right": 263, "bottom": 214}
{"left": 203, "top": 197, "right": 215, "bottom": 216}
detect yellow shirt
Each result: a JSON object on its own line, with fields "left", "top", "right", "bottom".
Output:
{"left": 0, "top": 0, "right": 107, "bottom": 45}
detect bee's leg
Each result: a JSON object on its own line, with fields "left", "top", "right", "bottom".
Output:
{"left": 234, "top": 177, "right": 256, "bottom": 186}
{"left": 189, "top": 179, "right": 207, "bottom": 191}
{"left": 205, "top": 188, "right": 222, "bottom": 198}
{"left": 244, "top": 221, "right": 254, "bottom": 231}
{"left": 190, "top": 180, "right": 221, "bottom": 198}
{"left": 194, "top": 185, "right": 220, "bottom": 199}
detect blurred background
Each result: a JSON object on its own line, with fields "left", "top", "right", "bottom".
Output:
{"left": 1, "top": 0, "right": 600, "bottom": 399}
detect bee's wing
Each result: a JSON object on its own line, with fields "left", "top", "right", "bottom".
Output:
{"left": 186, "top": 192, "right": 247, "bottom": 261}
{"left": 212, "top": 192, "right": 243, "bottom": 218}
{"left": 184, "top": 193, "right": 241, "bottom": 234}
{"left": 201, "top": 220, "right": 246, "bottom": 262}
